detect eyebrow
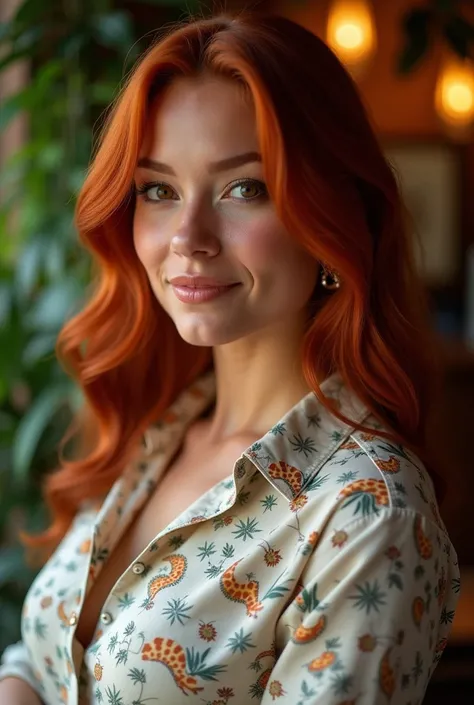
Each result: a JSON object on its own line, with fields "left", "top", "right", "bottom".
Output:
{"left": 136, "top": 151, "right": 262, "bottom": 176}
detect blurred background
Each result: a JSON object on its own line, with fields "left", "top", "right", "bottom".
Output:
{"left": 0, "top": 0, "right": 473, "bottom": 702}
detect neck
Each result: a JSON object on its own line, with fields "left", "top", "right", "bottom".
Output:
{"left": 203, "top": 313, "right": 312, "bottom": 444}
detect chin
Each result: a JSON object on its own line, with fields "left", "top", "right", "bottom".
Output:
{"left": 174, "top": 317, "right": 250, "bottom": 348}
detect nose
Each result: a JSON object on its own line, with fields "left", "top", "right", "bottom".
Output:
{"left": 170, "top": 207, "right": 221, "bottom": 258}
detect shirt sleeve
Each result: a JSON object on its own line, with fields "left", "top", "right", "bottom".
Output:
{"left": 0, "top": 640, "right": 45, "bottom": 700}
{"left": 261, "top": 508, "right": 459, "bottom": 705}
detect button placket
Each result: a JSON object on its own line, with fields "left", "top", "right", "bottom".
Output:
{"left": 100, "top": 611, "right": 113, "bottom": 625}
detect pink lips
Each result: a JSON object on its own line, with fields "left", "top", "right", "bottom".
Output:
{"left": 168, "top": 276, "right": 240, "bottom": 304}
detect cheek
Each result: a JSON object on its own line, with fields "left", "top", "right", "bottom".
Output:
{"left": 133, "top": 213, "right": 167, "bottom": 269}
{"left": 235, "top": 217, "right": 318, "bottom": 293}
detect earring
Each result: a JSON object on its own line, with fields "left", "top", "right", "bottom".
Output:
{"left": 321, "top": 264, "right": 341, "bottom": 290}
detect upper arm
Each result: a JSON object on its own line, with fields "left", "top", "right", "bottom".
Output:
{"left": 0, "top": 640, "right": 45, "bottom": 700}
{"left": 261, "top": 509, "right": 460, "bottom": 705}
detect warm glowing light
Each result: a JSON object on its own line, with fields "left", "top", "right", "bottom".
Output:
{"left": 326, "top": 0, "right": 376, "bottom": 72}
{"left": 335, "top": 23, "right": 364, "bottom": 50}
{"left": 435, "top": 55, "right": 474, "bottom": 133}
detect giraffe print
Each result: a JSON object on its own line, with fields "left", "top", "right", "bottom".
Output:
{"left": 219, "top": 560, "right": 263, "bottom": 618}
{"left": 4, "top": 371, "right": 459, "bottom": 705}
{"left": 338, "top": 479, "right": 389, "bottom": 506}
{"left": 340, "top": 439, "right": 360, "bottom": 451}
{"left": 375, "top": 456, "right": 401, "bottom": 473}
{"left": 141, "top": 637, "right": 203, "bottom": 695}
{"left": 267, "top": 460, "right": 304, "bottom": 496}
{"left": 146, "top": 554, "right": 187, "bottom": 604}
{"left": 414, "top": 515, "right": 433, "bottom": 559}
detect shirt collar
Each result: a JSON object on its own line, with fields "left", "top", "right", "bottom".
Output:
{"left": 143, "top": 370, "right": 371, "bottom": 502}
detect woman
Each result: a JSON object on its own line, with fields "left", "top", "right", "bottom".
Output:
{"left": 0, "top": 11, "right": 460, "bottom": 705}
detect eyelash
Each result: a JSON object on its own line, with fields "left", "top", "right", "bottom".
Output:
{"left": 134, "top": 178, "right": 267, "bottom": 204}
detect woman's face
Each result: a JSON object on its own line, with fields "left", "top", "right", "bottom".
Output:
{"left": 133, "top": 73, "right": 319, "bottom": 347}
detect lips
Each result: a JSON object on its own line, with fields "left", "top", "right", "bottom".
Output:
{"left": 168, "top": 276, "right": 238, "bottom": 288}
{"left": 168, "top": 276, "right": 240, "bottom": 304}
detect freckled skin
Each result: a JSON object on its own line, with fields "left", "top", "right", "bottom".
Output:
{"left": 133, "top": 73, "right": 319, "bottom": 348}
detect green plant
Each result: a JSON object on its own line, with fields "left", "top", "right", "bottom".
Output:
{"left": 398, "top": 0, "right": 474, "bottom": 73}
{"left": 0, "top": 0, "right": 471, "bottom": 657}
{"left": 0, "top": 0, "right": 201, "bottom": 655}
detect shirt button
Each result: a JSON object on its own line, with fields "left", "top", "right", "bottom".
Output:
{"left": 100, "top": 611, "right": 113, "bottom": 625}
{"left": 69, "top": 613, "right": 77, "bottom": 626}
{"left": 132, "top": 562, "right": 145, "bottom": 575}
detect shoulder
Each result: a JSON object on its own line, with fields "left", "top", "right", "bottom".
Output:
{"left": 317, "top": 413, "right": 447, "bottom": 534}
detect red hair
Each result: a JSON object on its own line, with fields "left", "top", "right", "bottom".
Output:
{"left": 23, "top": 11, "right": 443, "bottom": 557}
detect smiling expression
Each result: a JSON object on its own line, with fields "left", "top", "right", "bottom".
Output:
{"left": 133, "top": 73, "right": 319, "bottom": 347}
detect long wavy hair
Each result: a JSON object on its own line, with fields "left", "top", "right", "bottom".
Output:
{"left": 23, "top": 11, "right": 443, "bottom": 558}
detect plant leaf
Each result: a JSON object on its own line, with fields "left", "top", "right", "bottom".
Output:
{"left": 12, "top": 383, "right": 72, "bottom": 482}
{"left": 398, "top": 8, "right": 433, "bottom": 74}
{"left": 443, "top": 15, "right": 474, "bottom": 59}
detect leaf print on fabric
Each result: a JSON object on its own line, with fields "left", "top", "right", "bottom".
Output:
{"left": 162, "top": 597, "right": 192, "bottom": 626}
{"left": 336, "top": 470, "right": 359, "bottom": 485}
{"left": 168, "top": 534, "right": 185, "bottom": 549}
{"left": 295, "top": 583, "right": 321, "bottom": 613}
{"left": 2, "top": 374, "right": 460, "bottom": 705}
{"left": 220, "top": 560, "right": 264, "bottom": 618}
{"left": 226, "top": 628, "right": 256, "bottom": 654}
{"left": 249, "top": 646, "right": 276, "bottom": 673}
{"left": 260, "top": 494, "right": 278, "bottom": 512}
{"left": 249, "top": 668, "right": 273, "bottom": 699}
{"left": 262, "top": 570, "right": 295, "bottom": 601}
{"left": 338, "top": 479, "right": 389, "bottom": 516}
{"left": 197, "top": 541, "right": 217, "bottom": 561}
{"left": 304, "top": 473, "right": 330, "bottom": 493}
{"left": 348, "top": 580, "right": 387, "bottom": 614}
{"left": 117, "top": 592, "right": 135, "bottom": 610}
{"left": 232, "top": 517, "right": 262, "bottom": 542}
{"left": 34, "top": 618, "right": 48, "bottom": 639}
{"left": 289, "top": 433, "right": 318, "bottom": 458}
{"left": 140, "top": 554, "right": 187, "bottom": 610}
{"left": 105, "top": 684, "right": 123, "bottom": 705}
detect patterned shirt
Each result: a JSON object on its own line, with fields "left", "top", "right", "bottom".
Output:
{"left": 0, "top": 371, "right": 460, "bottom": 705}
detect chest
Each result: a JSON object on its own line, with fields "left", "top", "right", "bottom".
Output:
{"left": 74, "top": 435, "right": 249, "bottom": 650}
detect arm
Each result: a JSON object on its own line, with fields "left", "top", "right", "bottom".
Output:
{"left": 0, "top": 642, "right": 44, "bottom": 704}
{"left": 261, "top": 509, "right": 460, "bottom": 705}
{"left": 0, "top": 677, "right": 43, "bottom": 705}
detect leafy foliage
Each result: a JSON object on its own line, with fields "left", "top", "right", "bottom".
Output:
{"left": 0, "top": 0, "right": 206, "bottom": 656}
{"left": 398, "top": 0, "right": 474, "bottom": 73}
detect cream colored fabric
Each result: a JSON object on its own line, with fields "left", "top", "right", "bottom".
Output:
{"left": 0, "top": 371, "right": 460, "bottom": 704}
